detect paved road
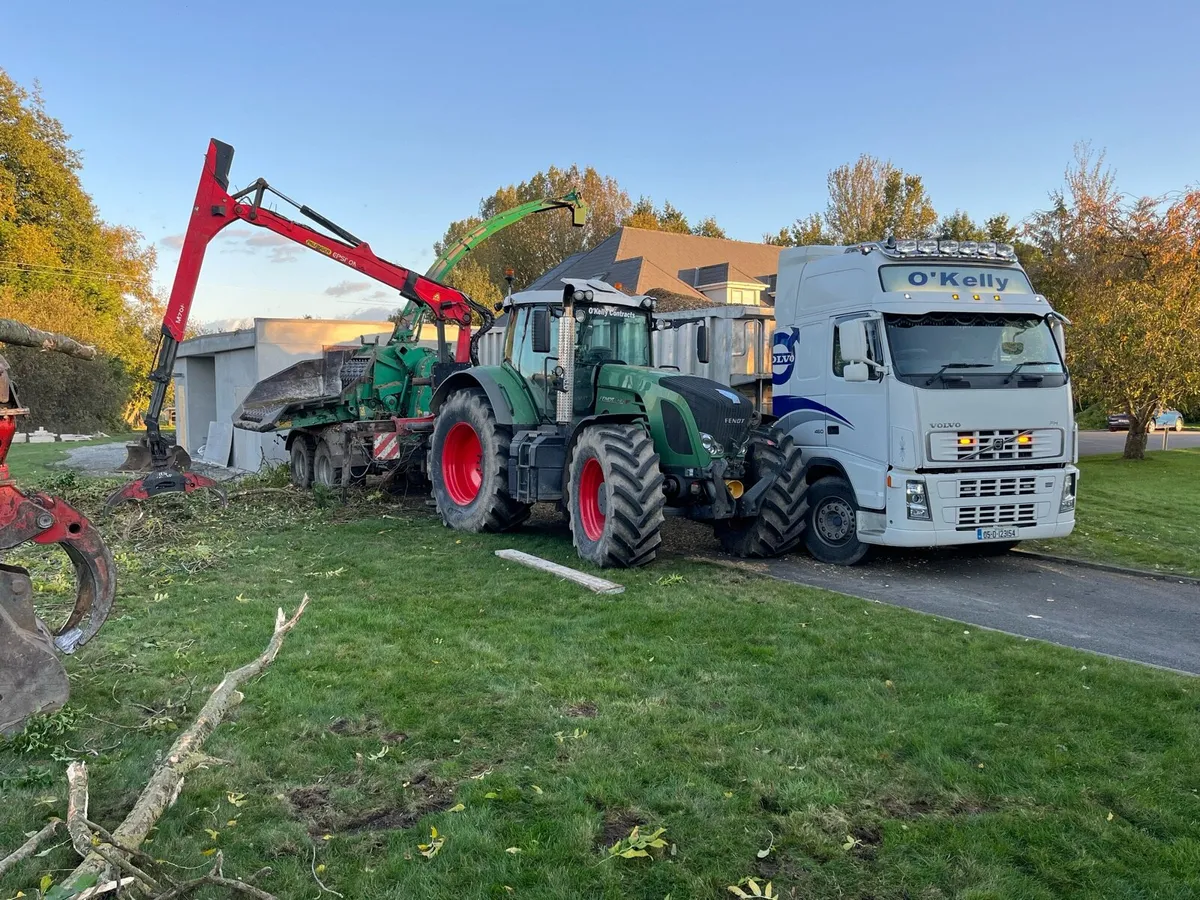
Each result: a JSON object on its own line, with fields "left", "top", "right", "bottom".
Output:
{"left": 764, "top": 551, "right": 1200, "bottom": 674}
{"left": 1078, "top": 429, "right": 1200, "bottom": 456}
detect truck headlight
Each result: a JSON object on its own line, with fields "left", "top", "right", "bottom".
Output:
{"left": 905, "top": 479, "right": 931, "bottom": 521}
{"left": 699, "top": 432, "right": 724, "bottom": 458}
{"left": 1060, "top": 472, "right": 1077, "bottom": 512}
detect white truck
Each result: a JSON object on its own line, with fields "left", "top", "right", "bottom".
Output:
{"left": 770, "top": 238, "right": 1078, "bottom": 564}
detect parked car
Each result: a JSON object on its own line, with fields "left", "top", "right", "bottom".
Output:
{"left": 1152, "top": 410, "right": 1185, "bottom": 432}
{"left": 1106, "top": 410, "right": 1185, "bottom": 432}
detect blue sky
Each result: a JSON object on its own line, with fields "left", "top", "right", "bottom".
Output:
{"left": 4, "top": 0, "right": 1197, "bottom": 325}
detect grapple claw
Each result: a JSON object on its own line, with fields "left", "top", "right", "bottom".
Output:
{"left": 104, "top": 469, "right": 227, "bottom": 511}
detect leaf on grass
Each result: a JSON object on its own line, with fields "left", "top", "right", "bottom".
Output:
{"left": 448, "top": 803, "right": 466, "bottom": 813}
{"left": 204, "top": 828, "right": 220, "bottom": 841}
{"left": 40, "top": 875, "right": 54, "bottom": 893}
{"left": 1107, "top": 811, "right": 1114, "bottom": 821}
{"left": 417, "top": 826, "right": 444, "bottom": 859}
{"left": 226, "top": 791, "right": 247, "bottom": 807}
{"left": 368, "top": 745, "right": 390, "bottom": 761}
{"left": 316, "top": 864, "right": 326, "bottom": 874}
{"left": 842, "top": 835, "right": 859, "bottom": 851}
{"left": 484, "top": 792, "right": 499, "bottom": 799}
{"left": 505, "top": 847, "right": 522, "bottom": 854}
{"left": 202, "top": 848, "right": 217, "bottom": 856}
{"left": 532, "top": 785, "right": 543, "bottom": 794}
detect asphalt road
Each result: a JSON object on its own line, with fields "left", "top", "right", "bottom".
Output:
{"left": 764, "top": 551, "right": 1200, "bottom": 674}
{"left": 1078, "top": 429, "right": 1200, "bottom": 456}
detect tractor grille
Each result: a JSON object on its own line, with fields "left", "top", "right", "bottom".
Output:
{"left": 339, "top": 356, "right": 371, "bottom": 389}
{"left": 957, "top": 476, "right": 1038, "bottom": 499}
{"left": 929, "top": 428, "right": 1063, "bottom": 462}
{"left": 660, "top": 375, "right": 753, "bottom": 455}
{"left": 956, "top": 503, "right": 1037, "bottom": 528}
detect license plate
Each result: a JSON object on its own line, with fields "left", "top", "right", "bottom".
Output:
{"left": 976, "top": 526, "right": 1019, "bottom": 541}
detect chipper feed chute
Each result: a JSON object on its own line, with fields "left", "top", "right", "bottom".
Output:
{"left": 0, "top": 358, "right": 116, "bottom": 734}
{"left": 232, "top": 347, "right": 360, "bottom": 432}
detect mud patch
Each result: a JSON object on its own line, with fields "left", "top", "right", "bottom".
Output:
{"left": 877, "top": 794, "right": 993, "bottom": 820}
{"left": 328, "top": 716, "right": 407, "bottom": 745}
{"left": 565, "top": 701, "right": 597, "bottom": 719}
{"left": 849, "top": 824, "right": 882, "bottom": 860}
{"left": 596, "top": 808, "right": 646, "bottom": 850}
{"left": 288, "top": 770, "right": 452, "bottom": 835}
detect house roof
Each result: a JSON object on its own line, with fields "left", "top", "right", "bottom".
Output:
{"left": 529, "top": 227, "right": 783, "bottom": 303}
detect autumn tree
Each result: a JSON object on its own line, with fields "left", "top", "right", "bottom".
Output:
{"left": 0, "top": 67, "right": 160, "bottom": 430}
{"left": 766, "top": 154, "right": 937, "bottom": 246}
{"left": 626, "top": 197, "right": 726, "bottom": 238}
{"left": 937, "top": 211, "right": 1020, "bottom": 244}
{"left": 1025, "top": 146, "right": 1200, "bottom": 458}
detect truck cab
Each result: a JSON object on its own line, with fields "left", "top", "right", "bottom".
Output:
{"left": 772, "top": 239, "right": 1078, "bottom": 564}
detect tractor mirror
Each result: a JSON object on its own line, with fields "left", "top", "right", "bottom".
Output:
{"left": 696, "top": 323, "right": 710, "bottom": 364}
{"left": 532, "top": 308, "right": 551, "bottom": 354}
{"left": 837, "top": 319, "right": 869, "bottom": 363}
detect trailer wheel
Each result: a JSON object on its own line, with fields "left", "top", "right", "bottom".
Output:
{"left": 431, "top": 388, "right": 529, "bottom": 532}
{"left": 714, "top": 428, "right": 808, "bottom": 558}
{"left": 804, "top": 476, "right": 871, "bottom": 565}
{"left": 567, "top": 425, "right": 664, "bottom": 568}
{"left": 290, "top": 437, "right": 315, "bottom": 489}
{"left": 313, "top": 439, "right": 340, "bottom": 488}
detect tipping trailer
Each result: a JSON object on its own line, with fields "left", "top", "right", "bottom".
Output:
{"left": 770, "top": 238, "right": 1077, "bottom": 564}
{"left": 233, "top": 192, "right": 588, "bottom": 488}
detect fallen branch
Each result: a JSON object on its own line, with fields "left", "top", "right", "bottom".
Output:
{"left": 59, "top": 597, "right": 311, "bottom": 893}
{"left": 0, "top": 819, "right": 60, "bottom": 879}
{"left": 149, "top": 852, "right": 277, "bottom": 900}
{"left": 65, "top": 761, "right": 91, "bottom": 859}
{"left": 0, "top": 318, "right": 97, "bottom": 359}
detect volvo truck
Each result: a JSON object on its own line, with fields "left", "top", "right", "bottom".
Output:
{"left": 771, "top": 238, "right": 1077, "bottom": 564}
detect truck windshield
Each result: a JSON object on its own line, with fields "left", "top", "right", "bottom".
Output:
{"left": 884, "top": 313, "right": 1064, "bottom": 381}
{"left": 575, "top": 305, "right": 651, "bottom": 367}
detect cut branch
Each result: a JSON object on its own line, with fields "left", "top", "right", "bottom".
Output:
{"left": 0, "top": 819, "right": 60, "bottom": 879}
{"left": 0, "top": 319, "right": 97, "bottom": 359}
{"left": 59, "top": 597, "right": 310, "bottom": 893}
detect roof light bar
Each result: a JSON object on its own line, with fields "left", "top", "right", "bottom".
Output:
{"left": 870, "top": 239, "right": 1020, "bottom": 261}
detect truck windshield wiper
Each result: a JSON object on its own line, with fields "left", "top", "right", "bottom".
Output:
{"left": 924, "top": 363, "right": 990, "bottom": 386}
{"left": 1003, "top": 361, "right": 1058, "bottom": 383}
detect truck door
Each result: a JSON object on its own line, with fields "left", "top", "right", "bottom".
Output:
{"left": 772, "top": 321, "right": 827, "bottom": 448}
{"left": 825, "top": 315, "right": 888, "bottom": 510}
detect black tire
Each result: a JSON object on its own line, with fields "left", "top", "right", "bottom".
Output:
{"left": 313, "top": 438, "right": 340, "bottom": 488}
{"left": 804, "top": 476, "right": 871, "bottom": 565}
{"left": 567, "top": 425, "right": 664, "bottom": 568}
{"left": 714, "top": 428, "right": 808, "bottom": 557}
{"left": 290, "top": 436, "right": 314, "bottom": 489}
{"left": 430, "top": 388, "right": 530, "bottom": 532}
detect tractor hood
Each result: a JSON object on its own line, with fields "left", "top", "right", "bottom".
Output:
{"left": 659, "top": 374, "right": 754, "bottom": 454}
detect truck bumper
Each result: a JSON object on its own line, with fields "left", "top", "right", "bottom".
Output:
{"left": 859, "top": 465, "right": 1078, "bottom": 548}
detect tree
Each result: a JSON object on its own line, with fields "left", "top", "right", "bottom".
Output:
{"left": 767, "top": 154, "right": 936, "bottom": 246}
{"left": 0, "top": 67, "right": 160, "bottom": 427}
{"left": 938, "top": 210, "right": 1021, "bottom": 243}
{"left": 692, "top": 216, "right": 727, "bottom": 240}
{"left": 1025, "top": 146, "right": 1200, "bottom": 459}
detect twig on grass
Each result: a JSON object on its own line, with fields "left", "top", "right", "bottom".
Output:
{"left": 310, "top": 843, "right": 344, "bottom": 898}
{"left": 0, "top": 819, "right": 60, "bottom": 879}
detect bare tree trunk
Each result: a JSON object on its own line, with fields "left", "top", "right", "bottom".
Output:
{"left": 0, "top": 319, "right": 97, "bottom": 360}
{"left": 1123, "top": 423, "right": 1148, "bottom": 459}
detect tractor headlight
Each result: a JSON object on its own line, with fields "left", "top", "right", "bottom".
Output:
{"left": 905, "top": 479, "right": 931, "bottom": 520}
{"left": 699, "top": 432, "right": 725, "bottom": 458}
{"left": 1060, "top": 472, "right": 1077, "bottom": 513}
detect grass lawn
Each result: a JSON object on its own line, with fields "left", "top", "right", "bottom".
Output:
{"left": 1, "top": 449, "right": 1199, "bottom": 899}
{"left": 1026, "top": 449, "right": 1200, "bottom": 577}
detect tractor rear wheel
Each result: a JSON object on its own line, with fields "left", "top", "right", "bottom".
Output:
{"left": 431, "top": 389, "right": 529, "bottom": 532}
{"left": 567, "top": 425, "right": 664, "bottom": 568}
{"left": 290, "top": 437, "right": 314, "bottom": 489}
{"left": 714, "top": 428, "right": 808, "bottom": 558}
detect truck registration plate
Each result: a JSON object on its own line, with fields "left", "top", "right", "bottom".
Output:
{"left": 976, "top": 527, "right": 1019, "bottom": 541}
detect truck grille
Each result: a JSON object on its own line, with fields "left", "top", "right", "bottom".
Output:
{"left": 958, "top": 476, "right": 1038, "bottom": 498}
{"left": 929, "top": 428, "right": 1063, "bottom": 462}
{"left": 956, "top": 503, "right": 1037, "bottom": 528}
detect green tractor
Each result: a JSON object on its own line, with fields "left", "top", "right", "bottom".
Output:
{"left": 428, "top": 279, "right": 809, "bottom": 567}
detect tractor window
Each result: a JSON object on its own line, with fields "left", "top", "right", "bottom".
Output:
{"left": 572, "top": 305, "right": 651, "bottom": 415}
{"left": 510, "top": 307, "right": 560, "bottom": 379}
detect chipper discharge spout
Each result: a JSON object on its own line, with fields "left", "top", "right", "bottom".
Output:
{"left": 0, "top": 357, "right": 116, "bottom": 735}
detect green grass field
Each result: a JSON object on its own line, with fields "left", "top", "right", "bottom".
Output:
{"left": 1026, "top": 449, "right": 1200, "bottom": 577}
{"left": 1, "top": 446, "right": 1199, "bottom": 899}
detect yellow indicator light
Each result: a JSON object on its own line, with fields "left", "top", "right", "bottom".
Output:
{"left": 1016, "top": 434, "right": 1033, "bottom": 445}
{"left": 951, "top": 293, "right": 959, "bottom": 300}
{"left": 973, "top": 293, "right": 981, "bottom": 301}
{"left": 994, "top": 294, "right": 1002, "bottom": 301}
{"left": 958, "top": 436, "right": 975, "bottom": 446}
{"left": 725, "top": 479, "right": 745, "bottom": 499}
{"left": 887, "top": 474, "right": 894, "bottom": 488}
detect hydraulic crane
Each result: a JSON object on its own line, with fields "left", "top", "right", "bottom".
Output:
{"left": 108, "top": 139, "right": 491, "bottom": 507}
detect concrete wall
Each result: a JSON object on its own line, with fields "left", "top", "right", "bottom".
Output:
{"left": 175, "top": 356, "right": 216, "bottom": 454}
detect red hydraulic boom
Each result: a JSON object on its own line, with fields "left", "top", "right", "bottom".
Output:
{"left": 109, "top": 139, "right": 490, "bottom": 508}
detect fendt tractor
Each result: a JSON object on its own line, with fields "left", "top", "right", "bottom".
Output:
{"left": 428, "top": 279, "right": 809, "bottom": 567}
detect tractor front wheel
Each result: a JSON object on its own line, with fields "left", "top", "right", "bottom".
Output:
{"left": 431, "top": 389, "right": 529, "bottom": 532}
{"left": 714, "top": 428, "right": 808, "bottom": 558}
{"left": 567, "top": 425, "right": 664, "bottom": 568}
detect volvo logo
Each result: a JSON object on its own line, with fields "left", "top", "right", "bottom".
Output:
{"left": 930, "top": 422, "right": 962, "bottom": 429}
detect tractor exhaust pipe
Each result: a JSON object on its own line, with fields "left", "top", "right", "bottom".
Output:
{"left": 557, "top": 302, "right": 575, "bottom": 425}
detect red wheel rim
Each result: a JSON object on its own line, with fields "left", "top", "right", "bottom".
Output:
{"left": 442, "top": 422, "right": 483, "bottom": 505}
{"left": 579, "top": 457, "right": 606, "bottom": 541}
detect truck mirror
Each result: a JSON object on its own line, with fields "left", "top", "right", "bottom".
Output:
{"left": 843, "top": 361, "right": 870, "bottom": 383}
{"left": 1049, "top": 319, "right": 1066, "bottom": 357}
{"left": 696, "top": 323, "right": 710, "bottom": 364}
{"left": 837, "top": 319, "right": 869, "bottom": 363}
{"left": 532, "top": 308, "right": 551, "bottom": 354}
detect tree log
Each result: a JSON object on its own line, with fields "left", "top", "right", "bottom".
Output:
{"left": 0, "top": 819, "right": 60, "bottom": 879}
{"left": 58, "top": 597, "right": 310, "bottom": 893}
{"left": 0, "top": 319, "right": 97, "bottom": 360}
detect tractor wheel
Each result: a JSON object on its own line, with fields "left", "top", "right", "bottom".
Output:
{"left": 567, "top": 425, "right": 664, "bottom": 568}
{"left": 431, "top": 389, "right": 529, "bottom": 532}
{"left": 713, "top": 428, "right": 808, "bottom": 558}
{"left": 804, "top": 476, "right": 871, "bottom": 565}
{"left": 290, "top": 436, "right": 315, "bottom": 489}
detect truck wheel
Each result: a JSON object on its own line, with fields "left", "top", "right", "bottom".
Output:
{"left": 714, "top": 429, "right": 808, "bottom": 558}
{"left": 431, "top": 389, "right": 530, "bottom": 532}
{"left": 290, "top": 437, "right": 314, "bottom": 489}
{"left": 313, "top": 438, "right": 340, "bottom": 488}
{"left": 568, "top": 425, "right": 664, "bottom": 568}
{"left": 804, "top": 477, "right": 870, "bottom": 565}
